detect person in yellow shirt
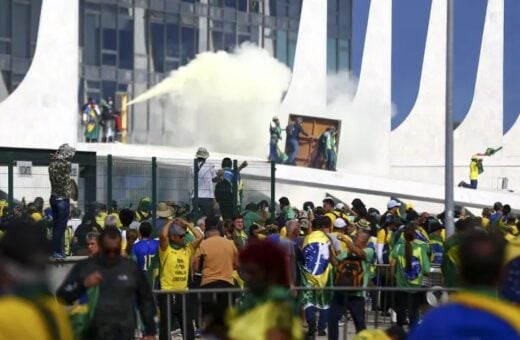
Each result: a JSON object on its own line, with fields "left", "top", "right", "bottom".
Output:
{"left": 458, "top": 154, "right": 483, "bottom": 189}
{"left": 0, "top": 219, "right": 73, "bottom": 340}
{"left": 158, "top": 219, "right": 203, "bottom": 340}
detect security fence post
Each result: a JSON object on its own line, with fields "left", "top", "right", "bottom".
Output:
{"left": 270, "top": 160, "right": 276, "bottom": 217}
{"left": 107, "top": 154, "right": 113, "bottom": 208}
{"left": 232, "top": 159, "right": 238, "bottom": 214}
{"left": 152, "top": 157, "right": 157, "bottom": 227}
{"left": 7, "top": 152, "right": 14, "bottom": 216}
{"left": 193, "top": 158, "right": 199, "bottom": 220}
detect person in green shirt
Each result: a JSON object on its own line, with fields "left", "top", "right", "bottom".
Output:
{"left": 269, "top": 116, "right": 282, "bottom": 163}
{"left": 328, "top": 229, "right": 375, "bottom": 337}
{"left": 242, "top": 203, "right": 264, "bottom": 234}
{"left": 390, "top": 223, "right": 430, "bottom": 328}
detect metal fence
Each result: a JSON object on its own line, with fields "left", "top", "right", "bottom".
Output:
{"left": 0, "top": 147, "right": 276, "bottom": 222}
{"left": 152, "top": 285, "right": 459, "bottom": 340}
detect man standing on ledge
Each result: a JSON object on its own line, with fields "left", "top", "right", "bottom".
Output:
{"left": 286, "top": 117, "right": 309, "bottom": 165}
{"left": 49, "top": 143, "right": 77, "bottom": 259}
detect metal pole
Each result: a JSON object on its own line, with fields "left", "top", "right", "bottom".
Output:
{"left": 152, "top": 157, "right": 157, "bottom": 228}
{"left": 193, "top": 158, "right": 199, "bottom": 220}
{"left": 7, "top": 152, "right": 14, "bottom": 216}
{"left": 445, "top": 0, "right": 455, "bottom": 236}
{"left": 107, "top": 154, "right": 113, "bottom": 208}
{"left": 182, "top": 293, "right": 188, "bottom": 340}
{"left": 270, "top": 160, "right": 276, "bottom": 217}
{"left": 232, "top": 159, "right": 239, "bottom": 215}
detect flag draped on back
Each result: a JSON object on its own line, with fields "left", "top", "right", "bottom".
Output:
{"left": 301, "top": 231, "right": 333, "bottom": 288}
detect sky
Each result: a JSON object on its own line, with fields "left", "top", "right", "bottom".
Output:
{"left": 351, "top": 0, "right": 520, "bottom": 133}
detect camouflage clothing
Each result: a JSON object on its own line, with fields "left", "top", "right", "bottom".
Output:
{"left": 49, "top": 144, "right": 75, "bottom": 199}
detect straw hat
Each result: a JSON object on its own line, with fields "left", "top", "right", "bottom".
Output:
{"left": 156, "top": 202, "right": 173, "bottom": 218}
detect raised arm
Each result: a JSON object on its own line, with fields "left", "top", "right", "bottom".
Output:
{"left": 160, "top": 220, "right": 173, "bottom": 251}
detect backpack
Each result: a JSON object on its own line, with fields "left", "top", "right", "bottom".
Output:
{"left": 335, "top": 254, "right": 364, "bottom": 287}
{"left": 215, "top": 178, "right": 233, "bottom": 203}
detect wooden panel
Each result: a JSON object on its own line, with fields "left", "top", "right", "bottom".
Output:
{"left": 285, "top": 114, "right": 341, "bottom": 168}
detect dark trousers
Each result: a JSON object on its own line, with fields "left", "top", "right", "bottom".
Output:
{"left": 50, "top": 196, "right": 70, "bottom": 255}
{"left": 395, "top": 291, "right": 423, "bottom": 327}
{"left": 218, "top": 201, "right": 235, "bottom": 220}
{"left": 287, "top": 138, "right": 299, "bottom": 164}
{"left": 201, "top": 280, "right": 234, "bottom": 330}
{"left": 194, "top": 198, "right": 215, "bottom": 218}
{"left": 459, "top": 179, "right": 478, "bottom": 189}
{"left": 328, "top": 293, "right": 366, "bottom": 339}
{"left": 269, "top": 142, "right": 279, "bottom": 163}
{"left": 158, "top": 293, "right": 194, "bottom": 340}
{"left": 305, "top": 306, "right": 328, "bottom": 334}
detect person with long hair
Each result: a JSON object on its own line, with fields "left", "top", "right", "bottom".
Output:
{"left": 390, "top": 222, "right": 431, "bottom": 328}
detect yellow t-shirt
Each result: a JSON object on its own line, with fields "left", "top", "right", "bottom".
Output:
{"left": 0, "top": 296, "right": 73, "bottom": 340}
{"left": 377, "top": 228, "right": 392, "bottom": 245}
{"left": 469, "top": 160, "right": 479, "bottom": 180}
{"left": 159, "top": 244, "right": 195, "bottom": 290}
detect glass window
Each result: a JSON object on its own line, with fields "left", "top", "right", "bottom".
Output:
{"left": 276, "top": 0, "right": 287, "bottom": 17}
{"left": 102, "top": 81, "right": 117, "bottom": 100}
{"left": 338, "top": 39, "right": 349, "bottom": 70}
{"left": 224, "top": 32, "right": 236, "bottom": 51}
{"left": 181, "top": 26, "right": 197, "bottom": 65}
{"left": 238, "top": 0, "right": 247, "bottom": 11}
{"left": 338, "top": 0, "right": 350, "bottom": 28}
{"left": 224, "top": 0, "right": 236, "bottom": 8}
{"left": 275, "top": 30, "right": 287, "bottom": 64}
{"left": 211, "top": 30, "right": 223, "bottom": 52}
{"left": 119, "top": 18, "right": 133, "bottom": 69}
{"left": 102, "top": 52, "right": 117, "bottom": 65}
{"left": 268, "top": 0, "right": 277, "bottom": 16}
{"left": 0, "top": 41, "right": 9, "bottom": 54}
{"left": 0, "top": 0, "right": 11, "bottom": 38}
{"left": 85, "top": 13, "right": 101, "bottom": 65}
{"left": 166, "top": 23, "right": 180, "bottom": 58}
{"left": 327, "top": 37, "right": 337, "bottom": 73}
{"left": 30, "top": 0, "right": 42, "bottom": 43}
{"left": 103, "top": 28, "right": 117, "bottom": 50}
{"left": 150, "top": 22, "right": 165, "bottom": 72}
{"left": 118, "top": 83, "right": 128, "bottom": 92}
{"left": 288, "top": 31, "right": 297, "bottom": 68}
{"left": 12, "top": 2, "right": 30, "bottom": 58}
{"left": 101, "top": 4, "right": 117, "bottom": 28}
{"left": 288, "top": 0, "right": 301, "bottom": 19}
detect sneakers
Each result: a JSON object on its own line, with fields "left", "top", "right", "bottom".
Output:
{"left": 317, "top": 329, "right": 327, "bottom": 336}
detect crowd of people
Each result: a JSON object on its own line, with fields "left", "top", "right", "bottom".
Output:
{"left": 81, "top": 97, "right": 122, "bottom": 143}
{"left": 0, "top": 144, "right": 519, "bottom": 340}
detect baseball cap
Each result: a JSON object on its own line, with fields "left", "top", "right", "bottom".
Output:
{"left": 168, "top": 224, "right": 186, "bottom": 237}
{"left": 387, "top": 200, "right": 401, "bottom": 209}
{"left": 335, "top": 203, "right": 345, "bottom": 210}
{"left": 355, "top": 219, "right": 371, "bottom": 231}
{"left": 333, "top": 218, "right": 347, "bottom": 229}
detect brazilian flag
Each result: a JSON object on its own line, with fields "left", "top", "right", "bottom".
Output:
{"left": 299, "top": 231, "right": 334, "bottom": 309}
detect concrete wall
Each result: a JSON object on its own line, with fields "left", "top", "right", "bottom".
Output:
{"left": 0, "top": 0, "right": 78, "bottom": 149}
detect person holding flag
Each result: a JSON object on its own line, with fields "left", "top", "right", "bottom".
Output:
{"left": 299, "top": 217, "right": 334, "bottom": 337}
{"left": 458, "top": 146, "right": 502, "bottom": 190}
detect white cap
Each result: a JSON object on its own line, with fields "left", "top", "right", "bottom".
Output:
{"left": 335, "top": 203, "right": 345, "bottom": 210}
{"left": 387, "top": 199, "right": 401, "bottom": 209}
{"left": 333, "top": 218, "right": 347, "bottom": 229}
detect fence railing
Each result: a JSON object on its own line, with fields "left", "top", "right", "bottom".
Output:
{"left": 0, "top": 147, "right": 276, "bottom": 222}
{"left": 151, "top": 285, "right": 460, "bottom": 340}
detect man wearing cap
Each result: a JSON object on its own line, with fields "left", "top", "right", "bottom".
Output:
{"left": 458, "top": 154, "right": 483, "bottom": 189}
{"left": 158, "top": 218, "right": 203, "bottom": 340}
{"left": 285, "top": 117, "right": 309, "bottom": 165}
{"left": 191, "top": 147, "right": 219, "bottom": 218}
{"left": 330, "top": 218, "right": 350, "bottom": 251}
{"left": 49, "top": 143, "right": 77, "bottom": 259}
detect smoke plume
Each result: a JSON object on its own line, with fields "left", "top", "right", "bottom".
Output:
{"left": 128, "top": 44, "right": 291, "bottom": 158}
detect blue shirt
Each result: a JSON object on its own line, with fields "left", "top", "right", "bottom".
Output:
{"left": 409, "top": 303, "right": 519, "bottom": 340}
{"left": 131, "top": 239, "right": 159, "bottom": 273}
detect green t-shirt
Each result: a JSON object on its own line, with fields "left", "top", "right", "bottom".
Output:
{"left": 243, "top": 211, "right": 263, "bottom": 233}
{"left": 390, "top": 240, "right": 431, "bottom": 288}
{"left": 337, "top": 247, "right": 375, "bottom": 297}
{"left": 442, "top": 236, "right": 461, "bottom": 287}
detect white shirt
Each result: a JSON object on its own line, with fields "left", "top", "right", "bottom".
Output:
{"left": 191, "top": 163, "right": 217, "bottom": 199}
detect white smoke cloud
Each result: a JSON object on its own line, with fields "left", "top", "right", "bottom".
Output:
{"left": 128, "top": 44, "right": 291, "bottom": 158}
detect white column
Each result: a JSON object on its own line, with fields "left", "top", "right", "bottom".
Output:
{"left": 0, "top": 0, "right": 79, "bottom": 149}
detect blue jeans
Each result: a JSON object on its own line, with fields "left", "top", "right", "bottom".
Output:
{"left": 328, "top": 293, "right": 366, "bottom": 339}
{"left": 50, "top": 196, "right": 70, "bottom": 255}
{"left": 460, "top": 179, "right": 478, "bottom": 189}
{"left": 305, "top": 306, "right": 328, "bottom": 333}
{"left": 326, "top": 149, "right": 335, "bottom": 170}
{"left": 269, "top": 142, "right": 278, "bottom": 163}
{"left": 287, "top": 138, "right": 299, "bottom": 164}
